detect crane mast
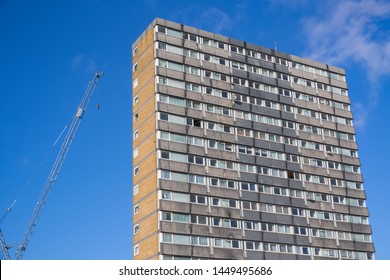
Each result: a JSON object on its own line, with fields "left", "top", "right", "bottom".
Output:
{"left": 0, "top": 229, "right": 10, "bottom": 260}
{"left": 0, "top": 72, "right": 103, "bottom": 260}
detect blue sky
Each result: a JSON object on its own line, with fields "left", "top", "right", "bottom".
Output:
{"left": 0, "top": 0, "right": 389, "bottom": 260}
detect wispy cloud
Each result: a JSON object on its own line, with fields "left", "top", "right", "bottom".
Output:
{"left": 71, "top": 54, "right": 84, "bottom": 71}
{"left": 20, "top": 156, "right": 30, "bottom": 167}
{"left": 197, "top": 7, "right": 233, "bottom": 34}
{"left": 171, "top": 3, "right": 247, "bottom": 35}
{"left": 303, "top": 0, "right": 390, "bottom": 129}
{"left": 197, "top": 4, "right": 247, "bottom": 35}
{"left": 71, "top": 53, "right": 98, "bottom": 73}
{"left": 304, "top": 0, "right": 390, "bottom": 79}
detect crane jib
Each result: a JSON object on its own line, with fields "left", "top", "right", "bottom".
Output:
{"left": 0, "top": 72, "right": 103, "bottom": 260}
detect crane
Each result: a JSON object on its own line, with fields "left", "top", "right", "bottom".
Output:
{"left": 0, "top": 72, "right": 103, "bottom": 260}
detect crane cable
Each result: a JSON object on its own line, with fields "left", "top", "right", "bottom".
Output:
{"left": 0, "top": 125, "right": 68, "bottom": 225}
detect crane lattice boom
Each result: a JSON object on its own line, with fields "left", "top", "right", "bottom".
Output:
{"left": 0, "top": 72, "right": 103, "bottom": 260}
{"left": 0, "top": 229, "right": 10, "bottom": 260}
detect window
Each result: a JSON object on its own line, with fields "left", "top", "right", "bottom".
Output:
{"left": 202, "top": 38, "right": 224, "bottom": 49}
{"left": 310, "top": 210, "right": 332, "bottom": 220}
{"left": 133, "top": 166, "right": 139, "bottom": 176}
{"left": 182, "top": 32, "right": 196, "bottom": 41}
{"left": 300, "top": 140, "right": 322, "bottom": 151}
{"left": 133, "top": 95, "right": 139, "bottom": 105}
{"left": 263, "top": 242, "right": 278, "bottom": 252}
{"left": 134, "top": 224, "right": 139, "bottom": 235}
{"left": 166, "top": 28, "right": 182, "bottom": 38}
{"left": 240, "top": 182, "right": 256, "bottom": 191}
{"left": 204, "top": 70, "right": 227, "bottom": 81}
{"left": 277, "top": 72, "right": 289, "bottom": 81}
{"left": 282, "top": 120, "right": 295, "bottom": 129}
{"left": 260, "top": 203, "right": 273, "bottom": 213}
{"left": 210, "top": 178, "right": 236, "bottom": 189}
{"left": 209, "top": 159, "right": 234, "bottom": 170}
{"left": 296, "top": 246, "right": 310, "bottom": 255}
{"left": 294, "top": 226, "right": 307, "bottom": 236}
{"left": 280, "top": 244, "right": 293, "bottom": 253}
{"left": 207, "top": 122, "right": 231, "bottom": 133}
{"left": 236, "top": 128, "right": 252, "bottom": 137}
{"left": 188, "top": 155, "right": 205, "bottom": 165}
{"left": 204, "top": 87, "right": 229, "bottom": 98}
{"left": 291, "top": 208, "right": 305, "bottom": 216}
{"left": 191, "top": 215, "right": 207, "bottom": 225}
{"left": 232, "top": 77, "right": 246, "bottom": 86}
{"left": 243, "top": 221, "right": 259, "bottom": 230}
{"left": 133, "top": 147, "right": 139, "bottom": 158}
{"left": 133, "top": 185, "right": 139, "bottom": 196}
{"left": 276, "top": 57, "right": 289, "bottom": 66}
{"left": 133, "top": 47, "right": 138, "bottom": 56}
{"left": 245, "top": 241, "right": 261, "bottom": 251}
{"left": 214, "top": 238, "right": 222, "bottom": 247}
{"left": 133, "top": 63, "right": 138, "bottom": 72}
{"left": 242, "top": 201, "right": 258, "bottom": 211}
{"left": 183, "top": 48, "right": 199, "bottom": 58}
{"left": 291, "top": 189, "right": 303, "bottom": 198}
{"left": 237, "top": 145, "right": 252, "bottom": 154}
{"left": 312, "top": 229, "right": 334, "bottom": 239}
{"left": 234, "top": 93, "right": 248, "bottom": 103}
{"left": 134, "top": 204, "right": 139, "bottom": 215}
{"left": 211, "top": 198, "right": 237, "bottom": 208}
{"left": 231, "top": 61, "right": 246, "bottom": 70}
{"left": 279, "top": 88, "right": 291, "bottom": 97}
{"left": 230, "top": 240, "right": 240, "bottom": 249}
{"left": 275, "top": 205, "right": 289, "bottom": 215}
{"left": 133, "top": 130, "right": 139, "bottom": 140}
{"left": 286, "top": 154, "right": 299, "bottom": 163}
{"left": 134, "top": 113, "right": 139, "bottom": 123}
{"left": 190, "top": 195, "right": 206, "bottom": 204}
{"left": 208, "top": 140, "right": 233, "bottom": 152}
{"left": 222, "top": 239, "right": 241, "bottom": 249}
{"left": 133, "top": 78, "right": 139, "bottom": 89}
{"left": 134, "top": 245, "right": 139, "bottom": 256}
{"left": 230, "top": 45, "right": 244, "bottom": 54}
{"left": 239, "top": 163, "right": 253, "bottom": 172}
{"left": 213, "top": 218, "right": 239, "bottom": 228}
{"left": 204, "top": 54, "right": 226, "bottom": 65}
{"left": 191, "top": 236, "right": 209, "bottom": 246}
{"left": 162, "top": 212, "right": 172, "bottom": 221}
{"left": 172, "top": 213, "right": 190, "bottom": 223}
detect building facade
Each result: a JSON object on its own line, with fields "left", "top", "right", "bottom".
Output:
{"left": 131, "top": 18, "right": 375, "bottom": 260}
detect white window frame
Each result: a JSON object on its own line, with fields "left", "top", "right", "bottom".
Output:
{"left": 134, "top": 224, "right": 139, "bottom": 235}
{"left": 134, "top": 204, "right": 139, "bottom": 215}
{"left": 133, "top": 185, "right": 139, "bottom": 196}
{"left": 133, "top": 46, "right": 138, "bottom": 56}
{"left": 133, "top": 78, "right": 138, "bottom": 89}
{"left": 134, "top": 244, "right": 140, "bottom": 256}
{"left": 133, "top": 147, "right": 139, "bottom": 158}
{"left": 134, "top": 166, "right": 139, "bottom": 176}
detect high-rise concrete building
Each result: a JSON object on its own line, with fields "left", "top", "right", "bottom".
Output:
{"left": 131, "top": 18, "right": 375, "bottom": 260}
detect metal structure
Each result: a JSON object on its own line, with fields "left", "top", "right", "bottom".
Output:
{"left": 0, "top": 72, "right": 103, "bottom": 260}
{"left": 0, "top": 229, "right": 10, "bottom": 260}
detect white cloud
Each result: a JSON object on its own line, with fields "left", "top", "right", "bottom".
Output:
{"left": 303, "top": 0, "right": 390, "bottom": 129}
{"left": 71, "top": 54, "right": 85, "bottom": 71}
{"left": 172, "top": 3, "right": 247, "bottom": 35}
{"left": 197, "top": 7, "right": 233, "bottom": 34}
{"left": 352, "top": 102, "right": 369, "bottom": 129}
{"left": 71, "top": 54, "right": 98, "bottom": 73}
